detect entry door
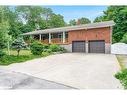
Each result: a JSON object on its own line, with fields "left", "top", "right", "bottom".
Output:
{"left": 89, "top": 40, "right": 105, "bottom": 53}
{"left": 72, "top": 41, "right": 86, "bottom": 52}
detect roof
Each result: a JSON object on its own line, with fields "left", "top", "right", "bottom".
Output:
{"left": 22, "top": 20, "right": 115, "bottom": 36}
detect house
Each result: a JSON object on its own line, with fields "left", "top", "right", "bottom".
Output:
{"left": 22, "top": 20, "right": 115, "bottom": 53}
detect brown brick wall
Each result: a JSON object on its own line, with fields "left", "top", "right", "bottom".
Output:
{"left": 68, "top": 27, "right": 111, "bottom": 43}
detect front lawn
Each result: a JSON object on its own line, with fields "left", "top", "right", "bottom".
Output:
{"left": 3, "top": 49, "right": 32, "bottom": 55}
{"left": 0, "top": 42, "right": 66, "bottom": 66}
{"left": 0, "top": 49, "right": 50, "bottom": 66}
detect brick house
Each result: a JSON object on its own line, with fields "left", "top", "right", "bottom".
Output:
{"left": 22, "top": 21, "right": 115, "bottom": 53}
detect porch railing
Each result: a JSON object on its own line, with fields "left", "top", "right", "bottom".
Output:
{"left": 42, "top": 38, "right": 68, "bottom": 44}
{"left": 25, "top": 38, "right": 68, "bottom": 44}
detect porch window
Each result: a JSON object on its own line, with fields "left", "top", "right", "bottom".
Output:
{"left": 33, "top": 35, "right": 39, "bottom": 40}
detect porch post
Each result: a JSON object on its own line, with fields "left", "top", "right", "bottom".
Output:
{"left": 49, "top": 33, "right": 51, "bottom": 43}
{"left": 63, "top": 31, "right": 65, "bottom": 43}
{"left": 39, "top": 34, "right": 41, "bottom": 41}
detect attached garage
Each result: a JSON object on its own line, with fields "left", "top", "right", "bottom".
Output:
{"left": 88, "top": 40, "right": 105, "bottom": 53}
{"left": 72, "top": 41, "right": 86, "bottom": 52}
{"left": 72, "top": 40, "right": 105, "bottom": 53}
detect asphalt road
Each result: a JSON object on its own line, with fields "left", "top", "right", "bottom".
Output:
{"left": 0, "top": 68, "right": 73, "bottom": 89}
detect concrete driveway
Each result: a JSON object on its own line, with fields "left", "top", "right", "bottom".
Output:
{"left": 4, "top": 53, "right": 122, "bottom": 89}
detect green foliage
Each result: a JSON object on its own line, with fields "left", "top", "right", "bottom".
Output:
{"left": 0, "top": 6, "right": 67, "bottom": 40}
{"left": 0, "top": 49, "right": 52, "bottom": 65}
{"left": 48, "top": 14, "right": 65, "bottom": 28}
{"left": 0, "top": 50, "right": 6, "bottom": 58}
{"left": 120, "top": 33, "right": 127, "bottom": 44}
{"left": 69, "top": 17, "right": 91, "bottom": 26}
{"left": 78, "top": 17, "right": 91, "bottom": 24}
{"left": 59, "top": 47, "right": 67, "bottom": 53}
{"left": 43, "top": 44, "right": 50, "bottom": 49}
{"left": 49, "top": 44, "right": 60, "bottom": 52}
{"left": 42, "top": 52, "right": 50, "bottom": 57}
{"left": 49, "top": 44, "right": 67, "bottom": 52}
{"left": 30, "top": 41, "right": 43, "bottom": 55}
{"left": 69, "top": 19, "right": 77, "bottom": 26}
{"left": 46, "top": 49, "right": 52, "bottom": 53}
{"left": 93, "top": 16, "right": 108, "bottom": 22}
{"left": 0, "top": 6, "right": 10, "bottom": 49}
{"left": 0, "top": 55, "right": 40, "bottom": 65}
{"left": 94, "top": 6, "right": 127, "bottom": 43}
{"left": 115, "top": 69, "right": 127, "bottom": 89}
{"left": 12, "top": 37, "right": 27, "bottom": 56}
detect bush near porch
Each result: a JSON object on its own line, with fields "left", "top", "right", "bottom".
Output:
{"left": 30, "top": 41, "right": 67, "bottom": 55}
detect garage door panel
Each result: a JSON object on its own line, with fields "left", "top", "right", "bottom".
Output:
{"left": 89, "top": 40, "right": 105, "bottom": 53}
{"left": 72, "top": 41, "right": 86, "bottom": 52}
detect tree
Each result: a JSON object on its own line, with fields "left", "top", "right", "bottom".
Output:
{"left": 93, "top": 6, "right": 127, "bottom": 43}
{"left": 106, "top": 6, "right": 127, "bottom": 43}
{"left": 12, "top": 37, "right": 27, "bottom": 56}
{"left": 16, "top": 6, "right": 43, "bottom": 30}
{"left": 0, "top": 6, "right": 10, "bottom": 49}
{"left": 121, "top": 33, "right": 127, "bottom": 44}
{"left": 94, "top": 16, "right": 108, "bottom": 22}
{"left": 69, "top": 19, "right": 76, "bottom": 26}
{"left": 48, "top": 14, "right": 65, "bottom": 28}
{"left": 78, "top": 17, "right": 91, "bottom": 24}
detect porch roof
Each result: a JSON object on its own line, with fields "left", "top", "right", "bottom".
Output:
{"left": 22, "top": 20, "right": 115, "bottom": 36}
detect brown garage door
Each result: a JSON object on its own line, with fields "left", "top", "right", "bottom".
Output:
{"left": 89, "top": 40, "right": 105, "bottom": 53}
{"left": 72, "top": 41, "right": 86, "bottom": 52}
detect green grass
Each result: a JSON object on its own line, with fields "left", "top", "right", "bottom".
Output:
{"left": 116, "top": 55, "right": 126, "bottom": 70}
{"left": 3, "top": 49, "right": 32, "bottom": 55}
{"left": 0, "top": 49, "right": 50, "bottom": 66}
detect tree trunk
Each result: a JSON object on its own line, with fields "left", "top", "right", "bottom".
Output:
{"left": 17, "top": 49, "right": 20, "bottom": 56}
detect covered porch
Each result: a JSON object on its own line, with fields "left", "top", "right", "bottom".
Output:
{"left": 26, "top": 31, "right": 68, "bottom": 44}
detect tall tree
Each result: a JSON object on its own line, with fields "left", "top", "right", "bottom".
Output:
{"left": 78, "top": 17, "right": 91, "bottom": 24}
{"left": 0, "top": 6, "right": 10, "bottom": 49}
{"left": 69, "top": 19, "right": 76, "bottom": 26}
{"left": 48, "top": 14, "right": 65, "bottom": 28}
{"left": 16, "top": 6, "right": 43, "bottom": 30}
{"left": 94, "top": 16, "right": 108, "bottom": 22}
{"left": 94, "top": 6, "right": 127, "bottom": 43}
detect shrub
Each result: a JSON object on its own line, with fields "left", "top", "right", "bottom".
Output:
{"left": 30, "top": 41, "right": 43, "bottom": 55}
{"left": 115, "top": 69, "right": 127, "bottom": 89}
{"left": 43, "top": 49, "right": 52, "bottom": 53}
{"left": 43, "top": 44, "right": 49, "bottom": 49}
{"left": 59, "top": 47, "right": 67, "bottom": 53}
{"left": 49, "top": 44, "right": 60, "bottom": 52}
{"left": 0, "top": 50, "right": 6, "bottom": 58}
{"left": 121, "top": 33, "right": 127, "bottom": 44}
{"left": 42, "top": 52, "right": 50, "bottom": 57}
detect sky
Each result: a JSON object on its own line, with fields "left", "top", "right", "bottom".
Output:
{"left": 44, "top": 6, "right": 108, "bottom": 23}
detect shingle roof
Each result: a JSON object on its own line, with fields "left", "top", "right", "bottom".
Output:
{"left": 22, "top": 20, "right": 115, "bottom": 35}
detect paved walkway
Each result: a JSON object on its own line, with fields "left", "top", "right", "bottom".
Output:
{"left": 3, "top": 53, "right": 122, "bottom": 89}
